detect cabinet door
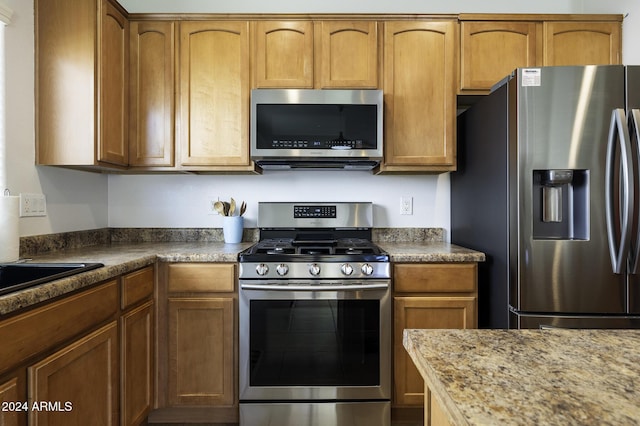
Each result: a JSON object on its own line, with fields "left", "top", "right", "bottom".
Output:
{"left": 29, "top": 322, "right": 119, "bottom": 425}
{"left": 0, "top": 376, "right": 23, "bottom": 426}
{"left": 253, "top": 21, "right": 314, "bottom": 88}
{"left": 460, "top": 21, "right": 541, "bottom": 91}
{"left": 121, "top": 301, "right": 154, "bottom": 426}
{"left": 543, "top": 21, "right": 621, "bottom": 66}
{"left": 168, "top": 297, "right": 234, "bottom": 406}
{"left": 35, "top": 0, "right": 96, "bottom": 166}
{"left": 382, "top": 21, "right": 457, "bottom": 172}
{"left": 393, "top": 297, "right": 476, "bottom": 407}
{"left": 129, "top": 21, "right": 175, "bottom": 167}
{"left": 99, "top": 0, "right": 129, "bottom": 166}
{"left": 178, "top": 21, "right": 252, "bottom": 169}
{"left": 316, "top": 21, "right": 378, "bottom": 88}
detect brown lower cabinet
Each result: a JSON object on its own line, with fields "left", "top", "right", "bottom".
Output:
{"left": 121, "top": 266, "right": 155, "bottom": 425}
{"left": 393, "top": 263, "right": 478, "bottom": 411}
{"left": 122, "top": 301, "right": 154, "bottom": 425}
{"left": 0, "top": 265, "right": 155, "bottom": 426}
{"left": 0, "top": 376, "right": 22, "bottom": 426}
{"left": 29, "top": 321, "right": 119, "bottom": 425}
{"left": 153, "top": 263, "right": 238, "bottom": 424}
{"left": 167, "top": 297, "right": 234, "bottom": 406}
{"left": 423, "top": 385, "right": 454, "bottom": 426}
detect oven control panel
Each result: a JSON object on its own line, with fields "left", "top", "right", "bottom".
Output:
{"left": 258, "top": 202, "right": 373, "bottom": 229}
{"left": 294, "top": 205, "right": 337, "bottom": 218}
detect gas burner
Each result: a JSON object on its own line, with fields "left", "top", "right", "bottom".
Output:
{"left": 299, "top": 247, "right": 333, "bottom": 255}
{"left": 266, "top": 247, "right": 295, "bottom": 255}
{"left": 343, "top": 248, "right": 363, "bottom": 255}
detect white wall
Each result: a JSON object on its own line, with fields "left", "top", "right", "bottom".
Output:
{"left": 108, "top": 172, "right": 451, "bottom": 230}
{"left": 6, "top": 0, "right": 636, "bottom": 239}
{"left": 581, "top": 0, "right": 640, "bottom": 64}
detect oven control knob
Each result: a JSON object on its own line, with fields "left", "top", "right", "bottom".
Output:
{"left": 341, "top": 263, "right": 354, "bottom": 276}
{"left": 361, "top": 263, "right": 374, "bottom": 276}
{"left": 276, "top": 263, "right": 289, "bottom": 276}
{"left": 309, "top": 263, "right": 321, "bottom": 276}
{"left": 256, "top": 263, "right": 269, "bottom": 276}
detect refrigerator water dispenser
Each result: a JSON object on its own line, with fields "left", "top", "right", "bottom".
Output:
{"left": 533, "top": 169, "right": 589, "bottom": 240}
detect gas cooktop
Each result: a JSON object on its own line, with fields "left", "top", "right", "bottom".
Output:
{"left": 239, "top": 202, "right": 390, "bottom": 279}
{"left": 242, "top": 237, "right": 386, "bottom": 256}
{"left": 238, "top": 237, "right": 390, "bottom": 279}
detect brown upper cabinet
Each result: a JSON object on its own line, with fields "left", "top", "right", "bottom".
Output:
{"left": 129, "top": 21, "right": 175, "bottom": 168}
{"left": 252, "top": 20, "right": 379, "bottom": 89}
{"left": 253, "top": 21, "right": 314, "bottom": 88}
{"left": 543, "top": 21, "right": 621, "bottom": 66}
{"left": 36, "top": 0, "right": 129, "bottom": 170}
{"left": 177, "top": 21, "right": 254, "bottom": 171}
{"left": 460, "top": 21, "right": 541, "bottom": 91}
{"left": 316, "top": 21, "right": 379, "bottom": 88}
{"left": 459, "top": 15, "right": 622, "bottom": 92}
{"left": 379, "top": 20, "right": 458, "bottom": 173}
{"left": 36, "top": 11, "right": 623, "bottom": 173}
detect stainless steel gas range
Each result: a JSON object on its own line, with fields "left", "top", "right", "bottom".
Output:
{"left": 238, "top": 202, "right": 391, "bottom": 426}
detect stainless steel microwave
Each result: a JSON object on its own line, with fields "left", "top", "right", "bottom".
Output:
{"left": 250, "top": 89, "right": 383, "bottom": 170}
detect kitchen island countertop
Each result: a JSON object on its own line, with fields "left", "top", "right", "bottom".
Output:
{"left": 403, "top": 328, "right": 640, "bottom": 425}
{"left": 0, "top": 240, "right": 483, "bottom": 316}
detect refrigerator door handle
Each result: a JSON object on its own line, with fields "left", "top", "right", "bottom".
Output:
{"left": 629, "top": 108, "right": 640, "bottom": 275}
{"left": 605, "top": 108, "right": 634, "bottom": 274}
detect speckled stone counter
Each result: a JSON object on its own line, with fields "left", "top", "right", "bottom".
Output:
{"left": 1, "top": 237, "right": 484, "bottom": 317}
{"left": 403, "top": 329, "right": 640, "bottom": 425}
{"left": 0, "top": 241, "right": 253, "bottom": 316}
{"left": 379, "top": 242, "right": 485, "bottom": 263}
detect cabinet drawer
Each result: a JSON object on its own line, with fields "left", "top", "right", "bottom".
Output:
{"left": 122, "top": 266, "right": 154, "bottom": 310}
{"left": 394, "top": 263, "right": 477, "bottom": 293}
{"left": 167, "top": 263, "right": 235, "bottom": 293}
{"left": 0, "top": 280, "right": 118, "bottom": 373}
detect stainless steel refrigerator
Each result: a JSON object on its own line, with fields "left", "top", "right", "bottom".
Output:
{"left": 452, "top": 65, "right": 640, "bottom": 329}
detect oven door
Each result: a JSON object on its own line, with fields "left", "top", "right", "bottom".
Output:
{"left": 239, "top": 281, "right": 391, "bottom": 402}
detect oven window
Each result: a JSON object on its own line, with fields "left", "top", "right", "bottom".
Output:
{"left": 249, "top": 300, "right": 380, "bottom": 387}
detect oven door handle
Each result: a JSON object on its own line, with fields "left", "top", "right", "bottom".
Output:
{"left": 240, "top": 283, "right": 389, "bottom": 291}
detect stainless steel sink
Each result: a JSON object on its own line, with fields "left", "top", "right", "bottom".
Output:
{"left": 0, "top": 262, "right": 104, "bottom": 296}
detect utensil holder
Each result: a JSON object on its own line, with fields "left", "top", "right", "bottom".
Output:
{"left": 223, "top": 216, "right": 244, "bottom": 243}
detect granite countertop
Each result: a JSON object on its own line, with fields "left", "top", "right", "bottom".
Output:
{"left": 403, "top": 329, "right": 640, "bottom": 426}
{"left": 0, "top": 241, "right": 252, "bottom": 316}
{"left": 0, "top": 240, "right": 483, "bottom": 316}
{"left": 379, "top": 241, "right": 485, "bottom": 263}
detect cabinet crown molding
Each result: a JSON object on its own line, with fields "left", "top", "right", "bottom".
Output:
{"left": 458, "top": 13, "right": 623, "bottom": 22}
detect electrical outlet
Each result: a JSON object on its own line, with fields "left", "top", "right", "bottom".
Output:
{"left": 400, "top": 196, "right": 413, "bottom": 215}
{"left": 19, "top": 193, "right": 47, "bottom": 217}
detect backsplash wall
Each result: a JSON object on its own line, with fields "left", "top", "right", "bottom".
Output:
{"left": 107, "top": 172, "right": 451, "bottom": 235}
